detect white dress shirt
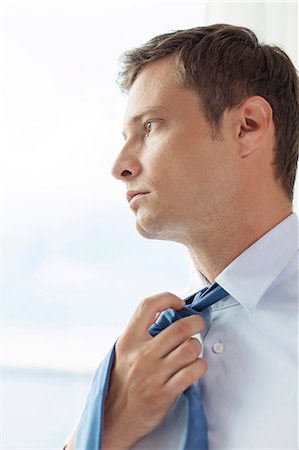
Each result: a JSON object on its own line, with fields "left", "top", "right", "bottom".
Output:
{"left": 201, "top": 212, "right": 298, "bottom": 449}
{"left": 134, "top": 212, "right": 298, "bottom": 449}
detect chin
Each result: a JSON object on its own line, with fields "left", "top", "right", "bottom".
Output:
{"left": 136, "top": 220, "right": 160, "bottom": 240}
{"left": 135, "top": 216, "right": 182, "bottom": 242}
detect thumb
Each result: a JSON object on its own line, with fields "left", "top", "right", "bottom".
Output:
{"left": 129, "top": 292, "right": 184, "bottom": 340}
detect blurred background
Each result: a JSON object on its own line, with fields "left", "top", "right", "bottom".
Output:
{"left": 1, "top": 1, "right": 298, "bottom": 448}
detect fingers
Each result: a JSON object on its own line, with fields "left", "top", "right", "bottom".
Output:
{"left": 152, "top": 315, "right": 205, "bottom": 358}
{"left": 128, "top": 292, "right": 185, "bottom": 340}
{"left": 164, "top": 358, "right": 208, "bottom": 397}
{"left": 162, "top": 337, "right": 202, "bottom": 379}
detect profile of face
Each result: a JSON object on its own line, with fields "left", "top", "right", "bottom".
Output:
{"left": 111, "top": 57, "right": 243, "bottom": 244}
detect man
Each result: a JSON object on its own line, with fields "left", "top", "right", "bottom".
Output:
{"left": 66, "top": 24, "right": 299, "bottom": 449}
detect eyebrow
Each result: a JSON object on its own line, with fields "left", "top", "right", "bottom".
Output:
{"left": 129, "top": 106, "right": 165, "bottom": 123}
{"left": 122, "top": 106, "right": 166, "bottom": 137}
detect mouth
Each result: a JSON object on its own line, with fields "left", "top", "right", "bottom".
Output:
{"left": 126, "top": 190, "right": 149, "bottom": 204}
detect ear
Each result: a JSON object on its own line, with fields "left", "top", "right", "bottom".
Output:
{"left": 236, "top": 96, "right": 273, "bottom": 158}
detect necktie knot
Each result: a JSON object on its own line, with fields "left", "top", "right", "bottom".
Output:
{"left": 148, "top": 283, "right": 229, "bottom": 337}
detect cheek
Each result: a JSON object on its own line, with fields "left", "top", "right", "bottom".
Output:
{"left": 142, "top": 131, "right": 212, "bottom": 193}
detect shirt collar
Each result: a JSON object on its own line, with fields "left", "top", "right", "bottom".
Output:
{"left": 215, "top": 213, "right": 299, "bottom": 312}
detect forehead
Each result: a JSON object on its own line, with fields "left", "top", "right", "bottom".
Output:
{"left": 123, "top": 57, "right": 189, "bottom": 125}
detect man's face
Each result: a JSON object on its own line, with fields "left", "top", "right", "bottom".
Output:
{"left": 111, "top": 57, "right": 240, "bottom": 243}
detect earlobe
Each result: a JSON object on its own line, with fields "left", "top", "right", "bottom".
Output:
{"left": 237, "top": 96, "right": 273, "bottom": 158}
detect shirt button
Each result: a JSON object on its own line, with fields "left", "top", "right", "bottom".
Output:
{"left": 212, "top": 341, "right": 224, "bottom": 354}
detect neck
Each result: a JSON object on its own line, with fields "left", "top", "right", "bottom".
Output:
{"left": 186, "top": 202, "right": 292, "bottom": 284}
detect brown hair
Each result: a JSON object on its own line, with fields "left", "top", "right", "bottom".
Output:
{"left": 118, "top": 24, "right": 299, "bottom": 201}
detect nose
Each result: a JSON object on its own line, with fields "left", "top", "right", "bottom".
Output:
{"left": 111, "top": 141, "right": 142, "bottom": 181}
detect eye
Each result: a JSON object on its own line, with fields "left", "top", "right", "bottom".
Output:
{"left": 144, "top": 120, "right": 158, "bottom": 135}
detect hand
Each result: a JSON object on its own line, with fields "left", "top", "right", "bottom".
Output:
{"left": 102, "top": 292, "right": 207, "bottom": 449}
{"left": 63, "top": 432, "right": 76, "bottom": 450}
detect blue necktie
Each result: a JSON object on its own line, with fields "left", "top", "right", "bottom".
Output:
{"left": 148, "top": 283, "right": 229, "bottom": 450}
{"left": 75, "top": 283, "right": 229, "bottom": 450}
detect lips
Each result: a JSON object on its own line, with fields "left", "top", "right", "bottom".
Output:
{"left": 126, "top": 190, "right": 149, "bottom": 204}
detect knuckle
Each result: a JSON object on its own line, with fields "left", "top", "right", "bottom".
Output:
{"left": 183, "top": 359, "right": 208, "bottom": 387}
{"left": 160, "top": 291, "right": 175, "bottom": 298}
{"left": 174, "top": 318, "right": 189, "bottom": 335}
{"left": 174, "top": 316, "right": 203, "bottom": 337}
{"left": 181, "top": 341, "right": 195, "bottom": 360}
{"left": 140, "top": 292, "right": 177, "bottom": 310}
{"left": 191, "top": 315, "right": 205, "bottom": 331}
{"left": 141, "top": 292, "right": 174, "bottom": 304}
{"left": 116, "top": 334, "right": 131, "bottom": 354}
{"left": 139, "top": 296, "right": 154, "bottom": 311}
{"left": 184, "top": 346, "right": 197, "bottom": 361}
{"left": 202, "top": 358, "right": 208, "bottom": 372}
{"left": 182, "top": 369, "right": 196, "bottom": 387}
{"left": 138, "top": 296, "right": 156, "bottom": 317}
{"left": 195, "top": 358, "right": 208, "bottom": 377}
{"left": 191, "top": 336, "right": 202, "bottom": 350}
{"left": 186, "top": 338, "right": 201, "bottom": 358}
